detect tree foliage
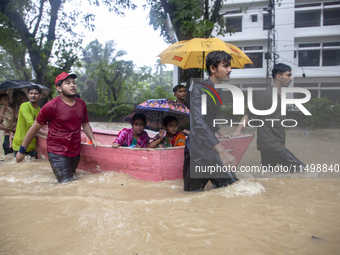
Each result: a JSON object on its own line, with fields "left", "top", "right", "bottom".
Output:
{"left": 0, "top": 0, "right": 136, "bottom": 86}
{"left": 79, "top": 39, "right": 135, "bottom": 104}
{"left": 301, "top": 98, "right": 340, "bottom": 128}
{"left": 146, "top": 0, "right": 283, "bottom": 42}
{"left": 146, "top": 0, "right": 228, "bottom": 42}
{"left": 94, "top": 59, "right": 137, "bottom": 103}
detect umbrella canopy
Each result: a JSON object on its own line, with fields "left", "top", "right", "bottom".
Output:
{"left": 157, "top": 37, "right": 253, "bottom": 69}
{"left": 0, "top": 80, "right": 52, "bottom": 100}
{"left": 124, "top": 98, "right": 190, "bottom": 132}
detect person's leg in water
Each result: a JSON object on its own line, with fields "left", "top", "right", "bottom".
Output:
{"left": 26, "top": 149, "right": 38, "bottom": 159}
{"left": 261, "top": 151, "right": 279, "bottom": 170}
{"left": 9, "top": 131, "right": 14, "bottom": 148}
{"left": 183, "top": 136, "right": 210, "bottom": 192}
{"left": 209, "top": 156, "right": 238, "bottom": 189}
{"left": 47, "top": 152, "right": 80, "bottom": 183}
{"left": 3, "top": 135, "right": 13, "bottom": 155}
{"left": 261, "top": 147, "right": 306, "bottom": 172}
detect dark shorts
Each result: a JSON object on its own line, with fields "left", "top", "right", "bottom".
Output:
{"left": 3, "top": 135, "right": 13, "bottom": 155}
{"left": 14, "top": 149, "right": 38, "bottom": 158}
{"left": 47, "top": 152, "right": 80, "bottom": 183}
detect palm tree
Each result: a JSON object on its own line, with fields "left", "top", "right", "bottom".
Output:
{"left": 80, "top": 39, "right": 127, "bottom": 103}
{"left": 154, "top": 58, "right": 166, "bottom": 75}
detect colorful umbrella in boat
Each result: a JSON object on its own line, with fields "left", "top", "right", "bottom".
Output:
{"left": 157, "top": 37, "right": 253, "bottom": 69}
{"left": 124, "top": 98, "right": 190, "bottom": 132}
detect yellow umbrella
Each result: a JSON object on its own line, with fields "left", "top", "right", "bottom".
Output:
{"left": 157, "top": 37, "right": 253, "bottom": 69}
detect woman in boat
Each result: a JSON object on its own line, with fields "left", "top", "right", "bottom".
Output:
{"left": 148, "top": 115, "right": 186, "bottom": 148}
{"left": 112, "top": 113, "right": 150, "bottom": 148}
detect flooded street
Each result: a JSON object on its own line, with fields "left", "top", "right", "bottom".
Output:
{"left": 1, "top": 123, "right": 340, "bottom": 254}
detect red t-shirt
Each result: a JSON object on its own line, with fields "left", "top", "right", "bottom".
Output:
{"left": 36, "top": 97, "right": 89, "bottom": 157}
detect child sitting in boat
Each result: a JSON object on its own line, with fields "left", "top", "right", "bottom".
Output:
{"left": 148, "top": 115, "right": 186, "bottom": 148}
{"left": 112, "top": 113, "right": 150, "bottom": 148}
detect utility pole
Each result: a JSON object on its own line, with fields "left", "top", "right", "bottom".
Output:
{"left": 265, "top": 0, "right": 276, "bottom": 86}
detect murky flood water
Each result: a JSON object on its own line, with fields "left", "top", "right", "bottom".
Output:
{"left": 1, "top": 123, "right": 340, "bottom": 254}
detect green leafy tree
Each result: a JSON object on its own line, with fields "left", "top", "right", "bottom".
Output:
{"left": 146, "top": 0, "right": 282, "bottom": 42}
{"left": 92, "top": 60, "right": 137, "bottom": 103}
{"left": 145, "top": 0, "right": 231, "bottom": 82}
{"left": 137, "top": 66, "right": 153, "bottom": 83}
{"left": 0, "top": 22, "right": 30, "bottom": 80}
{"left": 146, "top": 0, "right": 228, "bottom": 42}
{"left": 80, "top": 39, "right": 129, "bottom": 103}
{"left": 0, "top": 0, "right": 136, "bottom": 86}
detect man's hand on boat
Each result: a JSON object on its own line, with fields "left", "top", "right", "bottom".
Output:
{"left": 216, "top": 129, "right": 230, "bottom": 139}
{"left": 91, "top": 139, "right": 99, "bottom": 149}
{"left": 231, "top": 130, "right": 242, "bottom": 137}
{"left": 214, "top": 143, "right": 237, "bottom": 167}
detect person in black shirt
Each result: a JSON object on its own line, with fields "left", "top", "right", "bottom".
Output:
{"left": 232, "top": 63, "right": 306, "bottom": 172}
{"left": 183, "top": 51, "right": 238, "bottom": 192}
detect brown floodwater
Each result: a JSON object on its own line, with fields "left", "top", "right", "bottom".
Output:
{"left": 0, "top": 123, "right": 340, "bottom": 254}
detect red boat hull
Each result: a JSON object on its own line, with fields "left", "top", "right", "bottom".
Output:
{"left": 36, "top": 128, "right": 253, "bottom": 182}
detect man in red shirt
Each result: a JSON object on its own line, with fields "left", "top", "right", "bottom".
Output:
{"left": 16, "top": 72, "right": 98, "bottom": 183}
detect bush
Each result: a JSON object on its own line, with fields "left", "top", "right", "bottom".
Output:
{"left": 108, "top": 104, "right": 135, "bottom": 121}
{"left": 86, "top": 103, "right": 136, "bottom": 122}
{"left": 86, "top": 104, "right": 111, "bottom": 116}
{"left": 300, "top": 98, "right": 334, "bottom": 127}
{"left": 330, "top": 102, "right": 340, "bottom": 128}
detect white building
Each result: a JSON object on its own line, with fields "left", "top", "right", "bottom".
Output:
{"left": 217, "top": 0, "right": 340, "bottom": 103}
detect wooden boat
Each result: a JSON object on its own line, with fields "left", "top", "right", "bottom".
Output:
{"left": 36, "top": 128, "right": 254, "bottom": 182}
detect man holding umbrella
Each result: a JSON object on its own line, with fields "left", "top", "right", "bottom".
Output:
{"left": 184, "top": 50, "right": 238, "bottom": 192}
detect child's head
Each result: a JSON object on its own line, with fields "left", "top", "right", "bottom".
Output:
{"left": 132, "top": 113, "right": 146, "bottom": 135}
{"left": 12, "top": 90, "right": 27, "bottom": 105}
{"left": 163, "top": 115, "right": 179, "bottom": 135}
{"left": 0, "top": 93, "right": 10, "bottom": 105}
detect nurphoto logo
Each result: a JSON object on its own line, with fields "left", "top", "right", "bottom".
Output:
{"left": 200, "top": 84, "right": 312, "bottom": 128}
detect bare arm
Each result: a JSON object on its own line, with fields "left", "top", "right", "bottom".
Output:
{"left": 231, "top": 115, "right": 249, "bottom": 136}
{"left": 182, "top": 129, "right": 190, "bottom": 135}
{"left": 0, "top": 123, "right": 13, "bottom": 132}
{"left": 37, "top": 128, "right": 48, "bottom": 137}
{"left": 81, "top": 122, "right": 98, "bottom": 149}
{"left": 148, "top": 137, "right": 163, "bottom": 148}
{"left": 16, "top": 121, "right": 42, "bottom": 163}
{"left": 0, "top": 106, "right": 10, "bottom": 121}
{"left": 148, "top": 129, "right": 165, "bottom": 148}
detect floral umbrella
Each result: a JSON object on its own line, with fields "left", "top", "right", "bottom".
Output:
{"left": 124, "top": 98, "right": 190, "bottom": 132}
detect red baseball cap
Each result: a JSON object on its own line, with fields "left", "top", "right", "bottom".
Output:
{"left": 55, "top": 72, "right": 77, "bottom": 85}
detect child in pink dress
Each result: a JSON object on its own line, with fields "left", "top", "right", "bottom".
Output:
{"left": 112, "top": 113, "right": 150, "bottom": 148}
